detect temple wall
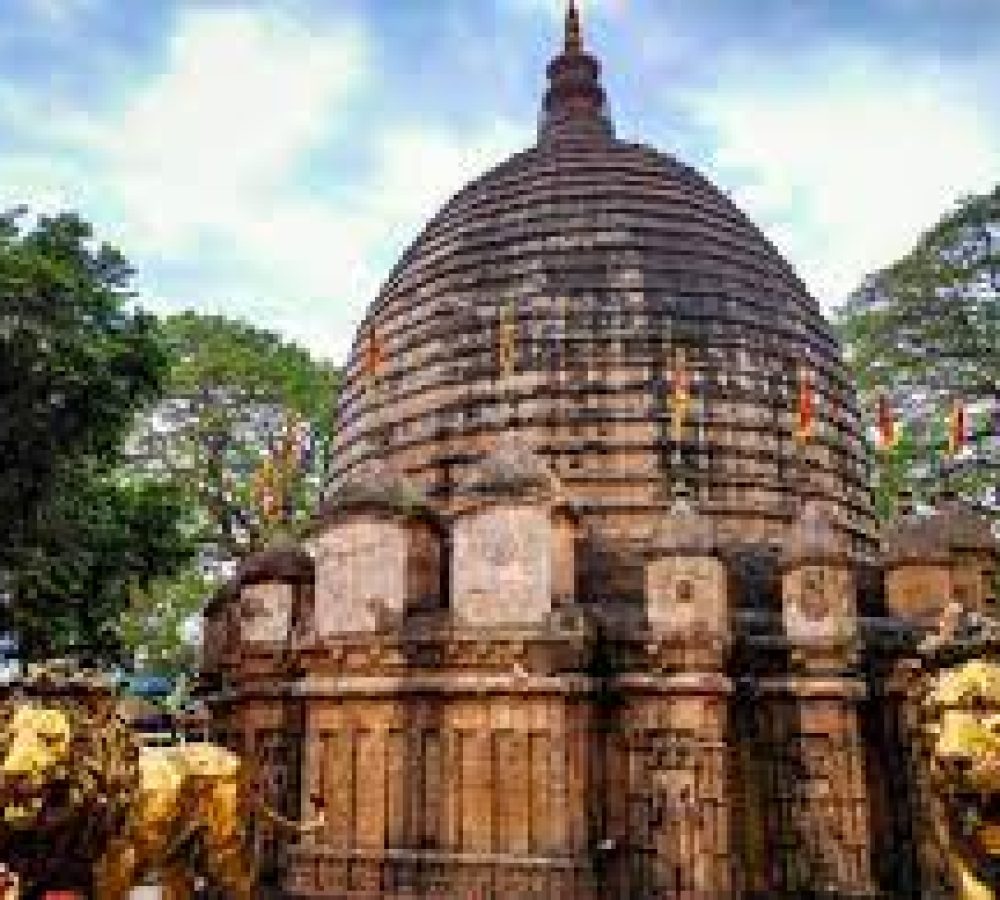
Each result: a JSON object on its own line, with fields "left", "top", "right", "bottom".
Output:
{"left": 286, "top": 681, "right": 600, "bottom": 899}
{"left": 197, "top": 494, "right": 998, "bottom": 900}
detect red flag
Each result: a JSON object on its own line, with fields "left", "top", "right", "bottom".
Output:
{"left": 795, "top": 365, "right": 815, "bottom": 445}
{"left": 877, "top": 394, "right": 897, "bottom": 450}
{"left": 362, "top": 330, "right": 386, "bottom": 381}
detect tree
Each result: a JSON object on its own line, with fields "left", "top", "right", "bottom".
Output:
{"left": 0, "top": 211, "right": 194, "bottom": 663}
{"left": 128, "top": 312, "right": 340, "bottom": 556}
{"left": 3, "top": 468, "right": 195, "bottom": 663}
{"left": 0, "top": 211, "right": 167, "bottom": 542}
{"left": 119, "top": 567, "right": 213, "bottom": 676}
{"left": 837, "top": 186, "right": 999, "bottom": 519}
{"left": 118, "top": 313, "right": 340, "bottom": 674}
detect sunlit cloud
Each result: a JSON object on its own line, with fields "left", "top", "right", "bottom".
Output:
{"left": 1, "top": 0, "right": 997, "bottom": 361}
{"left": 689, "top": 46, "right": 1000, "bottom": 305}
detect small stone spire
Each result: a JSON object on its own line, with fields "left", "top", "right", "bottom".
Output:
{"left": 539, "top": 0, "right": 615, "bottom": 144}
{"left": 565, "top": 0, "right": 583, "bottom": 54}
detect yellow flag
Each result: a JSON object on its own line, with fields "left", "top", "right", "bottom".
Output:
{"left": 670, "top": 347, "right": 691, "bottom": 442}
{"left": 948, "top": 399, "right": 967, "bottom": 456}
{"left": 497, "top": 301, "right": 518, "bottom": 377}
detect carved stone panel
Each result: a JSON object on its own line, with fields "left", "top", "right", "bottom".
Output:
{"left": 240, "top": 581, "right": 293, "bottom": 644}
{"left": 313, "top": 519, "right": 409, "bottom": 634}
{"left": 452, "top": 505, "right": 553, "bottom": 625}
{"left": 645, "top": 556, "right": 727, "bottom": 633}
{"left": 884, "top": 565, "right": 953, "bottom": 625}
{"left": 782, "top": 564, "right": 855, "bottom": 641}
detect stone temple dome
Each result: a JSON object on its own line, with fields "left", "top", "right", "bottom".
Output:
{"left": 332, "top": 1, "right": 873, "bottom": 600}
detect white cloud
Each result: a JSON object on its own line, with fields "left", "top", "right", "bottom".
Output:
{"left": 196, "top": 117, "right": 528, "bottom": 360}
{"left": 95, "top": 8, "right": 368, "bottom": 255}
{"left": 688, "top": 47, "right": 1000, "bottom": 306}
{"left": 10, "top": 3, "right": 995, "bottom": 371}
{"left": 0, "top": 5, "right": 527, "bottom": 362}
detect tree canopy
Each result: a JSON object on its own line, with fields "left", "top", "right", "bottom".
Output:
{"left": 130, "top": 312, "right": 341, "bottom": 555}
{"left": 836, "top": 186, "right": 999, "bottom": 518}
{"left": 0, "top": 211, "right": 167, "bottom": 540}
{"left": 0, "top": 211, "right": 193, "bottom": 663}
{"left": 118, "top": 313, "right": 340, "bottom": 673}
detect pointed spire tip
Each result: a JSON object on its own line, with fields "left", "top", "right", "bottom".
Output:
{"left": 565, "top": 0, "right": 583, "bottom": 54}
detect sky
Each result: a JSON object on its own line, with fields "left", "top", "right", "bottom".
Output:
{"left": 1, "top": 0, "right": 998, "bottom": 362}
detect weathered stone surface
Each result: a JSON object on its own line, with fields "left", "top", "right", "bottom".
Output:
{"left": 452, "top": 504, "right": 554, "bottom": 626}
{"left": 313, "top": 519, "right": 411, "bottom": 634}
{"left": 646, "top": 555, "right": 728, "bottom": 634}
{"left": 240, "top": 581, "right": 293, "bottom": 644}
{"left": 782, "top": 564, "right": 856, "bottom": 642}
{"left": 201, "top": 7, "right": 998, "bottom": 900}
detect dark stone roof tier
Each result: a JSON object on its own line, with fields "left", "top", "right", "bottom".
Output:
{"left": 882, "top": 501, "right": 997, "bottom": 566}
{"left": 646, "top": 484, "right": 717, "bottom": 557}
{"left": 781, "top": 501, "right": 854, "bottom": 569}
{"left": 460, "top": 435, "right": 560, "bottom": 498}
{"left": 235, "top": 540, "right": 314, "bottom": 588}
{"left": 317, "top": 458, "right": 430, "bottom": 521}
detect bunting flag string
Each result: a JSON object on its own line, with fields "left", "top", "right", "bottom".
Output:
{"left": 362, "top": 329, "right": 386, "bottom": 383}
{"left": 249, "top": 410, "right": 315, "bottom": 525}
{"left": 252, "top": 455, "right": 281, "bottom": 523}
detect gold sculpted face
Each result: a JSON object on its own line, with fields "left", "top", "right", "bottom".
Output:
{"left": 0, "top": 706, "right": 72, "bottom": 825}
{"left": 924, "top": 659, "right": 1000, "bottom": 899}
{"left": 926, "top": 661, "right": 1000, "bottom": 801}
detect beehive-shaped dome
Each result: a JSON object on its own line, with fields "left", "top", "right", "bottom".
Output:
{"left": 332, "top": 2, "right": 872, "bottom": 598}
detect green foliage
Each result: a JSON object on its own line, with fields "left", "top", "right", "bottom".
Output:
{"left": 114, "top": 313, "right": 340, "bottom": 675}
{"left": 119, "top": 567, "right": 213, "bottom": 676}
{"left": 0, "top": 211, "right": 339, "bottom": 671}
{"left": 151, "top": 312, "right": 340, "bottom": 554}
{"left": 160, "top": 312, "right": 337, "bottom": 422}
{"left": 0, "top": 211, "right": 194, "bottom": 664}
{"left": 0, "top": 211, "right": 167, "bottom": 542}
{"left": 837, "top": 187, "right": 999, "bottom": 519}
{"left": 1, "top": 463, "right": 195, "bottom": 664}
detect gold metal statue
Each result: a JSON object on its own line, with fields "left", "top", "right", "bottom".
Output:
{"left": 0, "top": 666, "right": 320, "bottom": 898}
{"left": 921, "top": 606, "right": 1000, "bottom": 900}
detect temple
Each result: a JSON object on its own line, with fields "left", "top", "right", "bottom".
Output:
{"left": 202, "top": 4, "right": 998, "bottom": 898}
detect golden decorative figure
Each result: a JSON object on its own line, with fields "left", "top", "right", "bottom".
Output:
{"left": 0, "top": 687, "right": 321, "bottom": 898}
{"left": 921, "top": 612, "right": 1000, "bottom": 900}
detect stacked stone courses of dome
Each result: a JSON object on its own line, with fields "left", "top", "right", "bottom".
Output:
{"left": 330, "top": 0, "right": 874, "bottom": 602}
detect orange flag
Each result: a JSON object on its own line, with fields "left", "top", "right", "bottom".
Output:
{"left": 948, "top": 398, "right": 967, "bottom": 456}
{"left": 877, "top": 394, "right": 897, "bottom": 450}
{"left": 362, "top": 330, "right": 386, "bottom": 381}
{"left": 670, "top": 347, "right": 691, "bottom": 442}
{"left": 795, "top": 365, "right": 815, "bottom": 445}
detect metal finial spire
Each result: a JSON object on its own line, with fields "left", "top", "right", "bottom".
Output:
{"left": 539, "top": 0, "right": 614, "bottom": 142}
{"left": 566, "top": 0, "right": 583, "bottom": 54}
